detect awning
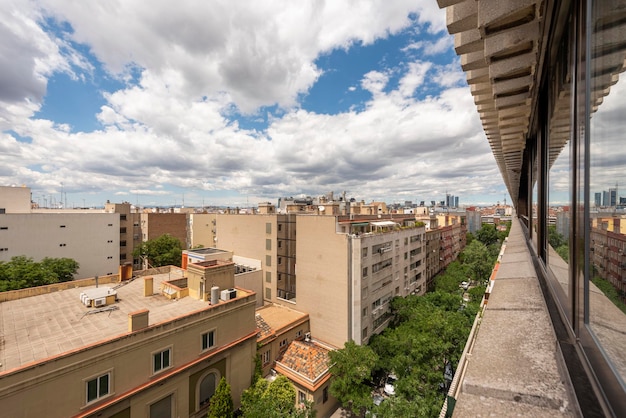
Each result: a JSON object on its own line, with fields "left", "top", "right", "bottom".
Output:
{"left": 370, "top": 221, "right": 398, "bottom": 227}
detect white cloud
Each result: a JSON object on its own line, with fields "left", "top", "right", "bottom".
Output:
{"left": 0, "top": 1, "right": 508, "bottom": 205}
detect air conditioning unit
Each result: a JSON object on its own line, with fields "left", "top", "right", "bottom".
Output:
{"left": 94, "top": 298, "right": 106, "bottom": 307}
{"left": 220, "top": 288, "right": 237, "bottom": 301}
{"left": 305, "top": 332, "right": 311, "bottom": 342}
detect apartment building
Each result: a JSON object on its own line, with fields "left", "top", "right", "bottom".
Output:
{"left": 104, "top": 202, "right": 141, "bottom": 268}
{"left": 0, "top": 263, "right": 257, "bottom": 418}
{"left": 438, "top": 0, "right": 626, "bottom": 414}
{"left": 188, "top": 213, "right": 217, "bottom": 249}
{"left": 0, "top": 188, "right": 120, "bottom": 279}
{"left": 255, "top": 304, "right": 338, "bottom": 417}
{"left": 216, "top": 210, "right": 443, "bottom": 347}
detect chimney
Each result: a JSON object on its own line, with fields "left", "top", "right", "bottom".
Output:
{"left": 128, "top": 309, "right": 149, "bottom": 332}
{"left": 144, "top": 276, "right": 153, "bottom": 296}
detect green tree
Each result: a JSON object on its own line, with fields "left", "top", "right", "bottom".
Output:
{"left": 0, "top": 256, "right": 80, "bottom": 291}
{"left": 207, "top": 377, "right": 233, "bottom": 418}
{"left": 475, "top": 224, "right": 498, "bottom": 247}
{"left": 133, "top": 233, "right": 183, "bottom": 268}
{"left": 462, "top": 240, "right": 493, "bottom": 282}
{"left": 329, "top": 341, "right": 378, "bottom": 416}
{"left": 241, "top": 375, "right": 314, "bottom": 418}
{"left": 548, "top": 226, "right": 566, "bottom": 249}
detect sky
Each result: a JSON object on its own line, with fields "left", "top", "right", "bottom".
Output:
{"left": 0, "top": 0, "right": 509, "bottom": 209}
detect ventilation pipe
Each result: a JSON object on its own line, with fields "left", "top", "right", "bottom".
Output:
{"left": 211, "top": 286, "right": 219, "bottom": 305}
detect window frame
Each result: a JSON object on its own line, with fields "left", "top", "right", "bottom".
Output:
{"left": 84, "top": 370, "right": 112, "bottom": 405}
{"left": 152, "top": 346, "right": 173, "bottom": 374}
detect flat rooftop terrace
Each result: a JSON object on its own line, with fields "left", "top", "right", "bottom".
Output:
{"left": 0, "top": 272, "right": 248, "bottom": 373}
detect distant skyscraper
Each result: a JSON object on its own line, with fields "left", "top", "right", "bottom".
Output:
{"left": 609, "top": 188, "right": 617, "bottom": 207}
{"left": 455, "top": 196, "right": 459, "bottom": 207}
{"left": 603, "top": 190, "right": 609, "bottom": 206}
{"left": 594, "top": 192, "right": 602, "bottom": 207}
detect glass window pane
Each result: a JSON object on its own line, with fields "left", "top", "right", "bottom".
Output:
{"left": 99, "top": 374, "right": 109, "bottom": 397}
{"left": 588, "top": 0, "right": 626, "bottom": 385}
{"left": 547, "top": 10, "right": 574, "bottom": 303}
{"left": 154, "top": 352, "right": 161, "bottom": 372}
{"left": 87, "top": 378, "right": 97, "bottom": 402}
{"left": 162, "top": 349, "right": 170, "bottom": 368}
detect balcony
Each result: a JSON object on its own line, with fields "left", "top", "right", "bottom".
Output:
{"left": 443, "top": 219, "right": 577, "bottom": 416}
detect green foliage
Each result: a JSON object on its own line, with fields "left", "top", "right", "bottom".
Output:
{"left": 133, "top": 233, "right": 183, "bottom": 267}
{"left": 369, "top": 291, "right": 475, "bottom": 416}
{"left": 329, "top": 341, "right": 378, "bottom": 415}
{"left": 241, "top": 375, "right": 314, "bottom": 418}
{"left": 462, "top": 241, "right": 493, "bottom": 282}
{"left": 497, "top": 221, "right": 512, "bottom": 242}
{"left": 592, "top": 276, "right": 626, "bottom": 314}
{"left": 207, "top": 377, "right": 233, "bottom": 418}
{"left": 555, "top": 245, "right": 569, "bottom": 263}
{"left": 475, "top": 224, "right": 498, "bottom": 247}
{"left": 548, "top": 226, "right": 566, "bottom": 249}
{"left": 465, "top": 232, "right": 474, "bottom": 245}
{"left": 0, "top": 256, "right": 80, "bottom": 291}
{"left": 253, "top": 353, "right": 263, "bottom": 383}
{"left": 433, "top": 261, "right": 468, "bottom": 294}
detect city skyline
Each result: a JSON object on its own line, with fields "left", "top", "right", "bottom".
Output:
{"left": 1, "top": 1, "right": 508, "bottom": 208}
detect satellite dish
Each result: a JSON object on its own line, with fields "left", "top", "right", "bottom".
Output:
{"left": 319, "top": 205, "right": 325, "bottom": 212}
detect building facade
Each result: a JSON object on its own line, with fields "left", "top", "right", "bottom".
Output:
{"left": 0, "top": 266, "right": 257, "bottom": 418}
{"left": 439, "top": 0, "right": 626, "bottom": 414}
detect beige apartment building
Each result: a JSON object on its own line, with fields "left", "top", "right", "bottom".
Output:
{"left": 0, "top": 263, "right": 257, "bottom": 418}
{"left": 188, "top": 213, "right": 218, "bottom": 249}
{"left": 216, "top": 209, "right": 435, "bottom": 347}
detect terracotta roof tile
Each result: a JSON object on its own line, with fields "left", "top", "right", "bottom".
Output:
{"left": 276, "top": 340, "right": 330, "bottom": 381}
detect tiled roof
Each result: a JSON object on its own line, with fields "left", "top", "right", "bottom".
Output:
{"left": 255, "top": 313, "right": 274, "bottom": 340}
{"left": 276, "top": 340, "right": 330, "bottom": 382}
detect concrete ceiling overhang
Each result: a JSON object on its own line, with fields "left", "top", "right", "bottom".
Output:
{"left": 437, "top": 0, "right": 546, "bottom": 206}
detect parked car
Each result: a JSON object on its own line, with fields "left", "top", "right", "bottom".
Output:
{"left": 383, "top": 374, "right": 397, "bottom": 396}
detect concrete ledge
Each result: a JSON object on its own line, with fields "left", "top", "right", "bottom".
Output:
{"left": 452, "top": 219, "right": 576, "bottom": 416}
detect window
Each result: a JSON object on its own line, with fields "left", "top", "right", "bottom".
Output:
{"left": 362, "top": 267, "right": 368, "bottom": 277}
{"left": 278, "top": 257, "right": 282, "bottom": 265}
{"left": 86, "top": 372, "right": 110, "bottom": 403}
{"left": 278, "top": 240, "right": 282, "bottom": 248}
{"left": 120, "top": 214, "right": 127, "bottom": 221}
{"left": 198, "top": 372, "right": 218, "bottom": 407}
{"left": 60, "top": 225, "right": 66, "bottom": 228}
{"left": 279, "top": 338, "right": 288, "bottom": 350}
{"left": 362, "top": 247, "right": 368, "bottom": 257}
{"left": 278, "top": 223, "right": 282, "bottom": 232}
{"left": 298, "top": 391, "right": 307, "bottom": 404}
{"left": 362, "top": 327, "right": 368, "bottom": 339}
{"left": 120, "top": 227, "right": 127, "bottom": 233}
{"left": 202, "top": 330, "right": 215, "bottom": 351}
{"left": 150, "top": 395, "right": 172, "bottom": 418}
{"left": 323, "top": 386, "right": 329, "bottom": 403}
{"left": 266, "top": 272, "right": 272, "bottom": 283}
{"left": 153, "top": 348, "right": 171, "bottom": 373}
{"left": 265, "top": 255, "right": 271, "bottom": 266}
{"left": 0, "top": 226, "right": 7, "bottom": 230}
{"left": 262, "top": 350, "right": 272, "bottom": 366}
{"left": 363, "top": 307, "right": 368, "bottom": 317}
{"left": 266, "top": 222, "right": 272, "bottom": 234}
{"left": 266, "top": 238, "right": 272, "bottom": 250}
{"left": 296, "top": 330, "right": 302, "bottom": 338}
{"left": 120, "top": 240, "right": 127, "bottom": 247}
{"left": 265, "top": 288, "right": 271, "bottom": 299}
{"left": 120, "top": 253, "right": 126, "bottom": 260}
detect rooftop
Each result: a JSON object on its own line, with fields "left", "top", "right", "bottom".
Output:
{"left": 275, "top": 339, "right": 333, "bottom": 390}
{"left": 0, "top": 271, "right": 250, "bottom": 374}
{"left": 254, "top": 304, "right": 309, "bottom": 343}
